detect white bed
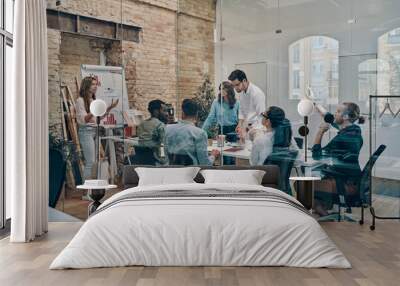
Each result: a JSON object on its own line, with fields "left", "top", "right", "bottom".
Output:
{"left": 50, "top": 183, "right": 351, "bottom": 269}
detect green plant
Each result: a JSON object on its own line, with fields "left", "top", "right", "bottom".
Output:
{"left": 194, "top": 74, "right": 218, "bottom": 138}
{"left": 205, "top": 127, "right": 218, "bottom": 139}
{"left": 49, "top": 124, "right": 81, "bottom": 163}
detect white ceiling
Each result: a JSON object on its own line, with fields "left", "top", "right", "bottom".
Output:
{"left": 219, "top": 0, "right": 400, "bottom": 39}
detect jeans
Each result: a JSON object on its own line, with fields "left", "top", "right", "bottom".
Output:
{"left": 78, "top": 125, "right": 96, "bottom": 180}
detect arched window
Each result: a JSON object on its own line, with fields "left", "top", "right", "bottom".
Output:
{"left": 358, "top": 59, "right": 390, "bottom": 101}
{"left": 289, "top": 36, "right": 339, "bottom": 104}
{"left": 377, "top": 28, "right": 400, "bottom": 113}
{"left": 359, "top": 59, "right": 377, "bottom": 101}
{"left": 378, "top": 28, "right": 400, "bottom": 96}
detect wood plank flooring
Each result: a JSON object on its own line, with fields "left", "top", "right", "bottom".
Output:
{"left": 1, "top": 221, "right": 399, "bottom": 286}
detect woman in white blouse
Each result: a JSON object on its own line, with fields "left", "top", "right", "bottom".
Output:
{"left": 76, "top": 76, "right": 118, "bottom": 179}
{"left": 250, "top": 106, "right": 296, "bottom": 166}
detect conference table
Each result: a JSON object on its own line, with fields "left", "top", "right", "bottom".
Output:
{"left": 207, "top": 140, "right": 328, "bottom": 168}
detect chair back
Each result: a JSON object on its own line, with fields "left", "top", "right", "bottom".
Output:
{"left": 294, "top": 137, "right": 303, "bottom": 149}
{"left": 264, "top": 148, "right": 298, "bottom": 195}
{"left": 359, "top": 144, "right": 386, "bottom": 205}
{"left": 168, "top": 153, "right": 194, "bottom": 166}
{"left": 129, "top": 146, "right": 157, "bottom": 165}
{"left": 49, "top": 149, "right": 66, "bottom": 208}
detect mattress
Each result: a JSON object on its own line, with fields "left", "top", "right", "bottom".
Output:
{"left": 50, "top": 183, "right": 351, "bottom": 269}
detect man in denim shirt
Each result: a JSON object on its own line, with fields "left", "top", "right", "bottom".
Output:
{"left": 165, "top": 99, "right": 220, "bottom": 165}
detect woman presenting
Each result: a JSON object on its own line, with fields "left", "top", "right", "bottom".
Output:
{"left": 76, "top": 76, "right": 119, "bottom": 180}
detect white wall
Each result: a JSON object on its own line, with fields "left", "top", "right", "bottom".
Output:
{"left": 215, "top": 0, "right": 400, "bottom": 179}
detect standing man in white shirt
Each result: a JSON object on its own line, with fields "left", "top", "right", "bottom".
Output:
{"left": 228, "top": 69, "right": 266, "bottom": 138}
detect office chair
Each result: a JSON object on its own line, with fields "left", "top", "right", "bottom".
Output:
{"left": 264, "top": 149, "right": 299, "bottom": 196}
{"left": 294, "top": 137, "right": 304, "bottom": 149}
{"left": 127, "top": 146, "right": 158, "bottom": 165}
{"left": 318, "top": 145, "right": 386, "bottom": 224}
{"left": 168, "top": 153, "right": 194, "bottom": 166}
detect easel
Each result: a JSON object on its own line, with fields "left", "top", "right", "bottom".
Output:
{"left": 59, "top": 84, "right": 85, "bottom": 190}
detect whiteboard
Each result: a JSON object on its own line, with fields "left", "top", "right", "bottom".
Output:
{"left": 81, "top": 65, "right": 130, "bottom": 124}
{"left": 235, "top": 62, "right": 268, "bottom": 106}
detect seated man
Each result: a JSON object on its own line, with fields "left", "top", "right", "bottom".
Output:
{"left": 165, "top": 99, "right": 220, "bottom": 165}
{"left": 135, "top": 99, "right": 168, "bottom": 165}
{"left": 311, "top": 102, "right": 365, "bottom": 216}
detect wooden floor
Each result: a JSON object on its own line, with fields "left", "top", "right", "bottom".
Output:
{"left": 1, "top": 221, "right": 399, "bottom": 286}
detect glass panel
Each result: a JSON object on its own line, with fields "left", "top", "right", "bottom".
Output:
{"left": 48, "top": 0, "right": 124, "bottom": 220}
{"left": 216, "top": 0, "right": 400, "bottom": 220}
{"left": 5, "top": 0, "right": 14, "bottom": 33}
{"left": 0, "top": 0, "right": 2, "bottom": 30}
{"left": 370, "top": 97, "right": 400, "bottom": 218}
{"left": 354, "top": 0, "right": 400, "bottom": 219}
{"left": 289, "top": 36, "right": 339, "bottom": 105}
{"left": 43, "top": 0, "right": 400, "bottom": 219}
{"left": 0, "top": 36, "right": 3, "bottom": 228}
{"left": 5, "top": 43, "right": 12, "bottom": 220}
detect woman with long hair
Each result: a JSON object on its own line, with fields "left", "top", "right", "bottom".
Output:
{"left": 76, "top": 76, "right": 118, "bottom": 179}
{"left": 250, "top": 106, "right": 295, "bottom": 166}
{"left": 201, "top": 81, "right": 239, "bottom": 165}
{"left": 202, "top": 81, "right": 239, "bottom": 136}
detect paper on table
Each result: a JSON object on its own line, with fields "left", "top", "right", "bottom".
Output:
{"left": 224, "top": 147, "right": 245, "bottom": 152}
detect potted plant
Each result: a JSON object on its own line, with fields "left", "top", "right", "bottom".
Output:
{"left": 193, "top": 73, "right": 218, "bottom": 140}
{"left": 49, "top": 128, "right": 67, "bottom": 208}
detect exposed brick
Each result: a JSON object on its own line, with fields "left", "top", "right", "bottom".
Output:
{"left": 48, "top": 0, "right": 215, "bottom": 125}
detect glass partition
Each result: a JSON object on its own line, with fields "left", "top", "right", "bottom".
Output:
{"left": 46, "top": 0, "right": 400, "bottom": 220}
{"left": 48, "top": 0, "right": 124, "bottom": 219}
{"left": 216, "top": 0, "right": 400, "bottom": 219}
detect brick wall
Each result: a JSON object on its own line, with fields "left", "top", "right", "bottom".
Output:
{"left": 48, "top": 28, "right": 62, "bottom": 133}
{"left": 47, "top": 0, "right": 216, "bottom": 126}
{"left": 178, "top": 11, "right": 215, "bottom": 102}
{"left": 122, "top": 0, "right": 178, "bottom": 113}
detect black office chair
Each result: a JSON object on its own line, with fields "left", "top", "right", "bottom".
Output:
{"left": 264, "top": 149, "right": 299, "bottom": 196}
{"left": 318, "top": 145, "right": 386, "bottom": 225}
{"left": 49, "top": 148, "right": 66, "bottom": 208}
{"left": 294, "top": 137, "right": 304, "bottom": 149}
{"left": 168, "top": 153, "right": 194, "bottom": 166}
{"left": 359, "top": 144, "right": 386, "bottom": 229}
{"left": 126, "top": 146, "right": 158, "bottom": 165}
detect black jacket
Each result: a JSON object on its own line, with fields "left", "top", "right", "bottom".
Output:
{"left": 312, "top": 124, "right": 363, "bottom": 177}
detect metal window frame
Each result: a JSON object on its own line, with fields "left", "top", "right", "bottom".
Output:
{"left": 1, "top": 0, "right": 13, "bottom": 230}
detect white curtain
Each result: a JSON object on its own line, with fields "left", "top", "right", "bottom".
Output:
{"left": 7, "top": 0, "right": 49, "bottom": 242}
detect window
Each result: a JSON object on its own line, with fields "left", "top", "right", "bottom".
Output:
{"left": 312, "top": 36, "right": 324, "bottom": 49}
{"left": 1, "top": 0, "right": 14, "bottom": 229}
{"left": 293, "top": 70, "right": 300, "bottom": 89}
{"left": 292, "top": 43, "right": 300, "bottom": 63}
{"left": 289, "top": 36, "right": 339, "bottom": 104}
{"left": 5, "top": 0, "right": 14, "bottom": 33}
{"left": 358, "top": 59, "right": 378, "bottom": 101}
{"left": 387, "top": 28, "right": 400, "bottom": 45}
{"left": 331, "top": 60, "right": 338, "bottom": 80}
{"left": 378, "top": 28, "right": 400, "bottom": 102}
{"left": 312, "top": 61, "right": 324, "bottom": 76}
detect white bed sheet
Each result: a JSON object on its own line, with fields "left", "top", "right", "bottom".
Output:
{"left": 50, "top": 183, "right": 350, "bottom": 269}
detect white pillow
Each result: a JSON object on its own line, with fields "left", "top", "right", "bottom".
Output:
{"left": 200, "top": 169, "right": 266, "bottom": 185}
{"left": 135, "top": 167, "right": 200, "bottom": 186}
